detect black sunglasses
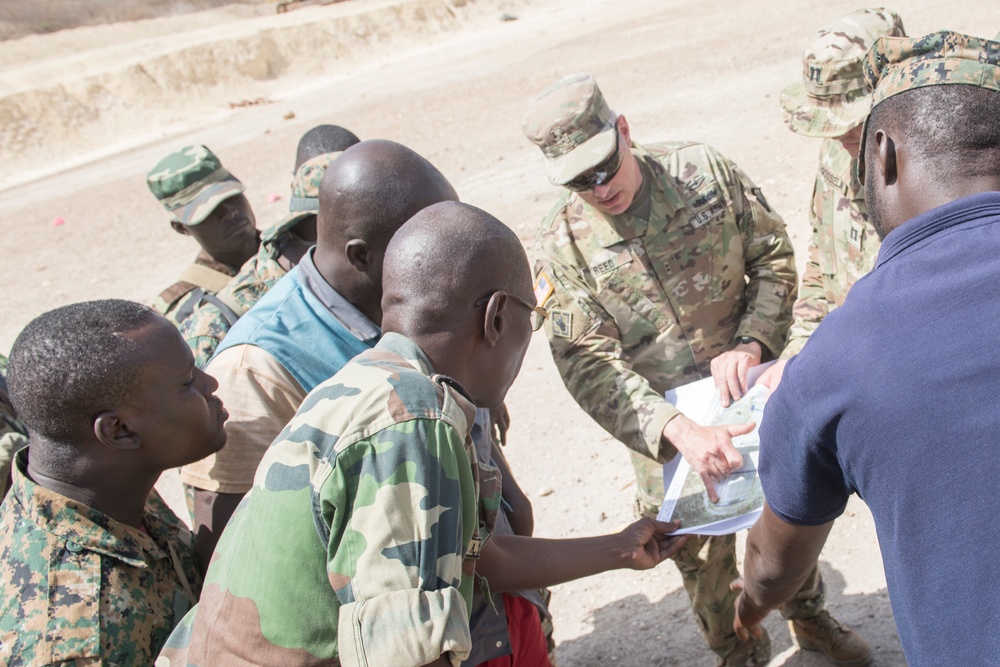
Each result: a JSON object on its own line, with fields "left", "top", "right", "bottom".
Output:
{"left": 564, "top": 129, "right": 625, "bottom": 192}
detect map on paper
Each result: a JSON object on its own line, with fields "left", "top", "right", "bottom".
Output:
{"left": 656, "top": 362, "right": 772, "bottom": 536}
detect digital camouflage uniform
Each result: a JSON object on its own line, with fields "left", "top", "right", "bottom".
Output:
{"left": 781, "top": 140, "right": 879, "bottom": 358}
{"left": 157, "top": 333, "right": 502, "bottom": 667}
{"left": 151, "top": 252, "right": 238, "bottom": 328}
{"left": 0, "top": 353, "right": 27, "bottom": 500}
{"left": 147, "top": 145, "right": 252, "bottom": 329}
{"left": 0, "top": 449, "right": 202, "bottom": 666}
{"left": 180, "top": 152, "right": 341, "bottom": 367}
{"left": 779, "top": 8, "right": 905, "bottom": 358}
{"left": 533, "top": 139, "right": 797, "bottom": 660}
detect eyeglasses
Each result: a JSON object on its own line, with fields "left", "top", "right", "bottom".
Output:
{"left": 475, "top": 291, "right": 548, "bottom": 332}
{"left": 564, "top": 129, "right": 624, "bottom": 192}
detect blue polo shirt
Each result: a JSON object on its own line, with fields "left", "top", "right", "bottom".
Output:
{"left": 759, "top": 191, "right": 1000, "bottom": 666}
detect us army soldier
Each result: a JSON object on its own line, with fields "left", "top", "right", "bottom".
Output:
{"left": 146, "top": 145, "right": 260, "bottom": 327}
{"left": 524, "top": 73, "right": 858, "bottom": 666}
{"left": 765, "top": 8, "right": 906, "bottom": 367}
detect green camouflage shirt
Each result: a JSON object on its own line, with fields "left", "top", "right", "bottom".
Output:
{"left": 533, "top": 141, "right": 797, "bottom": 510}
{"left": 179, "top": 214, "right": 309, "bottom": 368}
{"left": 0, "top": 449, "right": 202, "bottom": 666}
{"left": 0, "top": 354, "right": 27, "bottom": 500}
{"left": 782, "top": 139, "right": 879, "bottom": 358}
{"left": 157, "top": 333, "right": 502, "bottom": 667}
{"left": 152, "top": 251, "right": 239, "bottom": 329}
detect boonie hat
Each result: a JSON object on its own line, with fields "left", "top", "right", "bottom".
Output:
{"left": 857, "top": 30, "right": 1000, "bottom": 176}
{"left": 146, "top": 145, "right": 244, "bottom": 226}
{"left": 781, "top": 8, "right": 905, "bottom": 138}
{"left": 521, "top": 73, "right": 618, "bottom": 186}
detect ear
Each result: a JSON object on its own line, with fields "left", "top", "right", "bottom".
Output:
{"left": 482, "top": 293, "right": 508, "bottom": 348}
{"left": 874, "top": 128, "right": 898, "bottom": 187}
{"left": 94, "top": 412, "right": 141, "bottom": 451}
{"left": 617, "top": 114, "right": 631, "bottom": 144}
{"left": 170, "top": 220, "right": 191, "bottom": 236}
{"left": 344, "top": 239, "right": 371, "bottom": 272}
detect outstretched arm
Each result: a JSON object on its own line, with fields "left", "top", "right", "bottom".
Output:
{"left": 475, "top": 518, "right": 689, "bottom": 593}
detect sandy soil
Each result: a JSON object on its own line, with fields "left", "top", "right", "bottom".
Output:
{"left": 2, "top": 0, "right": 998, "bottom": 664}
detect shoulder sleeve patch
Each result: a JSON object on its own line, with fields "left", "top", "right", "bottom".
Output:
{"left": 549, "top": 310, "right": 574, "bottom": 338}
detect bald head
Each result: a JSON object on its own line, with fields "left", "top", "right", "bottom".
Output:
{"left": 381, "top": 201, "right": 533, "bottom": 407}
{"left": 381, "top": 201, "right": 532, "bottom": 334}
{"left": 316, "top": 140, "right": 458, "bottom": 252}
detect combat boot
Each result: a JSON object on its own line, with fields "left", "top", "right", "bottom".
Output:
{"left": 718, "top": 628, "right": 771, "bottom": 667}
{"left": 789, "top": 610, "right": 873, "bottom": 666}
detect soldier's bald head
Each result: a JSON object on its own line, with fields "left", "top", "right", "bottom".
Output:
{"left": 381, "top": 201, "right": 532, "bottom": 335}
{"left": 316, "top": 140, "right": 458, "bottom": 253}
{"left": 381, "top": 202, "right": 534, "bottom": 407}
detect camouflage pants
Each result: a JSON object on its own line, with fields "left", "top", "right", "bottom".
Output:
{"left": 632, "top": 452, "right": 824, "bottom": 661}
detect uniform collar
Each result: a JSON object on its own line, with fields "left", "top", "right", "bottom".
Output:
{"left": 571, "top": 141, "right": 685, "bottom": 248}
{"left": 298, "top": 248, "right": 382, "bottom": 343}
{"left": 9, "top": 449, "right": 175, "bottom": 569}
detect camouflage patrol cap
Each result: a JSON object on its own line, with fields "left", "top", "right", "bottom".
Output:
{"left": 288, "top": 151, "right": 340, "bottom": 213}
{"left": 781, "top": 8, "right": 905, "bottom": 138}
{"left": 146, "top": 145, "right": 244, "bottom": 226}
{"left": 857, "top": 31, "right": 1000, "bottom": 177}
{"left": 521, "top": 73, "right": 618, "bottom": 185}
{"left": 260, "top": 151, "right": 341, "bottom": 244}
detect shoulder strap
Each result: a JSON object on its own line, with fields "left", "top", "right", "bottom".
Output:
{"left": 178, "top": 263, "right": 232, "bottom": 293}
{"left": 173, "top": 288, "right": 205, "bottom": 324}
{"left": 199, "top": 292, "right": 245, "bottom": 327}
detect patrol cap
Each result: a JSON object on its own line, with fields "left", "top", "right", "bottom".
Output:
{"left": 288, "top": 151, "right": 340, "bottom": 213}
{"left": 521, "top": 73, "right": 618, "bottom": 186}
{"left": 260, "top": 151, "right": 341, "bottom": 244}
{"left": 858, "top": 31, "right": 1000, "bottom": 177}
{"left": 146, "top": 145, "right": 244, "bottom": 226}
{"left": 781, "top": 8, "right": 905, "bottom": 138}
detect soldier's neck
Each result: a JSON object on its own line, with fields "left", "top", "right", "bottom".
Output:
{"left": 27, "top": 452, "right": 153, "bottom": 528}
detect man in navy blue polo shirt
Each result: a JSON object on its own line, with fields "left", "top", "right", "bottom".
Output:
{"left": 732, "top": 31, "right": 1000, "bottom": 666}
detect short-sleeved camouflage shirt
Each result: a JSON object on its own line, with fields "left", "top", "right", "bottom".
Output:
{"left": 0, "top": 449, "right": 202, "bottom": 665}
{"left": 782, "top": 139, "right": 880, "bottom": 358}
{"left": 157, "top": 333, "right": 501, "bottom": 667}
{"left": 533, "top": 141, "right": 797, "bottom": 511}
{"left": 152, "top": 251, "right": 239, "bottom": 329}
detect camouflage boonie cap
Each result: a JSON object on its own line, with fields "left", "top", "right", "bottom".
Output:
{"left": 781, "top": 8, "right": 905, "bottom": 138}
{"left": 858, "top": 31, "right": 1000, "bottom": 176}
{"left": 288, "top": 151, "right": 340, "bottom": 212}
{"left": 521, "top": 73, "right": 618, "bottom": 185}
{"left": 146, "top": 145, "right": 244, "bottom": 226}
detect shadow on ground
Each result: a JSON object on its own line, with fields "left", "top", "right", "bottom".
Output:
{"left": 555, "top": 562, "right": 906, "bottom": 666}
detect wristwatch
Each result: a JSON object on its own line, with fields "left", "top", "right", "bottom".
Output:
{"left": 736, "top": 336, "right": 759, "bottom": 346}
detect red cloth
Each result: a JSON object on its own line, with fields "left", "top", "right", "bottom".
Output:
{"left": 476, "top": 594, "right": 552, "bottom": 667}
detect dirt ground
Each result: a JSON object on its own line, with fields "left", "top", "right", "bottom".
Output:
{"left": 2, "top": 0, "right": 998, "bottom": 664}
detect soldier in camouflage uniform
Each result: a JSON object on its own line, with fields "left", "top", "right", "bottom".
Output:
{"left": 158, "top": 202, "right": 687, "bottom": 667}
{"left": 768, "top": 8, "right": 906, "bottom": 362}
{"left": 0, "top": 300, "right": 227, "bottom": 665}
{"left": 147, "top": 145, "right": 261, "bottom": 327}
{"left": 0, "top": 353, "right": 27, "bottom": 499}
{"left": 180, "top": 124, "right": 362, "bottom": 368}
{"left": 180, "top": 152, "right": 342, "bottom": 367}
{"left": 524, "top": 73, "right": 867, "bottom": 666}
